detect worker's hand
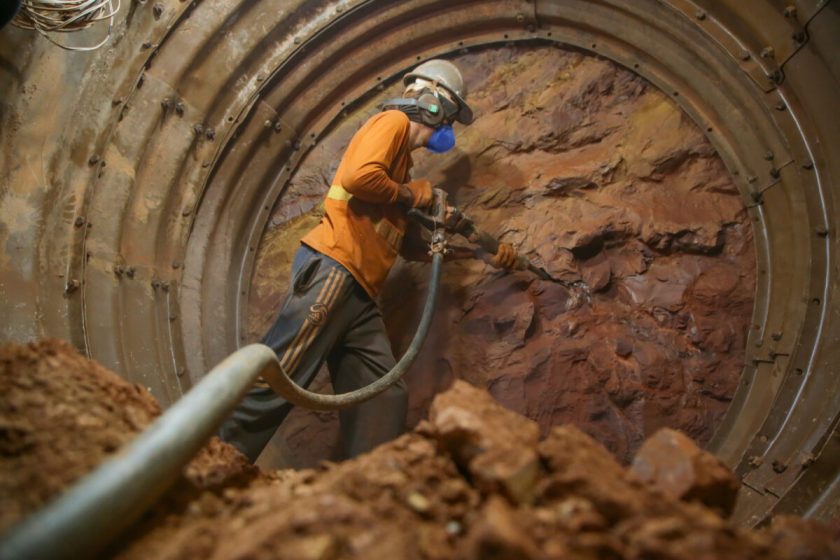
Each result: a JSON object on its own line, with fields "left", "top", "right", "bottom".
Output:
{"left": 405, "top": 179, "right": 433, "bottom": 208}
{"left": 483, "top": 243, "right": 519, "bottom": 270}
{"left": 444, "top": 206, "right": 470, "bottom": 234}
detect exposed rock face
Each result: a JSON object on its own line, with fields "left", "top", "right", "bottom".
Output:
{"left": 3, "top": 350, "right": 837, "bottom": 560}
{"left": 248, "top": 45, "right": 755, "bottom": 467}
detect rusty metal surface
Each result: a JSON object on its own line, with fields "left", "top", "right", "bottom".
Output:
{"left": 1, "top": 0, "right": 839, "bottom": 526}
{"left": 765, "top": 424, "right": 840, "bottom": 521}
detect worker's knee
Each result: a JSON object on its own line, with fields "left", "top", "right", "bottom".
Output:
{"left": 391, "top": 377, "right": 409, "bottom": 397}
{"left": 379, "top": 378, "right": 408, "bottom": 409}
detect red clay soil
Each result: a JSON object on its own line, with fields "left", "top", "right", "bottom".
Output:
{"left": 1, "top": 342, "right": 837, "bottom": 560}
{"left": 0, "top": 339, "right": 161, "bottom": 534}
{"left": 248, "top": 44, "right": 755, "bottom": 467}
{"left": 0, "top": 340, "right": 262, "bottom": 537}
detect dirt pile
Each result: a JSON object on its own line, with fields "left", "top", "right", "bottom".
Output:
{"left": 0, "top": 340, "right": 262, "bottom": 537}
{"left": 0, "top": 339, "right": 161, "bottom": 533}
{"left": 2, "top": 341, "right": 837, "bottom": 560}
{"left": 249, "top": 44, "right": 755, "bottom": 467}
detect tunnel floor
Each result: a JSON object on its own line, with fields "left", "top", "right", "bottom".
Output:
{"left": 4, "top": 339, "right": 839, "bottom": 559}
{"left": 247, "top": 45, "right": 756, "bottom": 468}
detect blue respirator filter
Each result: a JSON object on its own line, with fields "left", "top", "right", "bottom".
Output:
{"left": 426, "top": 124, "right": 455, "bottom": 154}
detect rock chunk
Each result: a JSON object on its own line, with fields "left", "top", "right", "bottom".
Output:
{"left": 630, "top": 427, "right": 739, "bottom": 516}
{"left": 429, "top": 380, "right": 541, "bottom": 504}
{"left": 538, "top": 425, "right": 652, "bottom": 522}
{"left": 458, "top": 496, "right": 543, "bottom": 560}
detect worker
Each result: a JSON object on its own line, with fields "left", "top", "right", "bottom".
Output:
{"left": 219, "top": 59, "right": 519, "bottom": 462}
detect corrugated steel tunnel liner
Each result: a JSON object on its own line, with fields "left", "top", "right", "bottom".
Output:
{"left": 0, "top": 0, "right": 838, "bottom": 526}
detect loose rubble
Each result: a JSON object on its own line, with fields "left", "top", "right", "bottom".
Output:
{"left": 2, "top": 341, "right": 838, "bottom": 559}
{"left": 0, "top": 339, "right": 162, "bottom": 534}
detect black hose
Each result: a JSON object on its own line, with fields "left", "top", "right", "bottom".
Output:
{"left": 261, "top": 250, "right": 444, "bottom": 410}
{"left": 0, "top": 251, "right": 444, "bottom": 559}
{"left": 0, "top": 344, "right": 279, "bottom": 560}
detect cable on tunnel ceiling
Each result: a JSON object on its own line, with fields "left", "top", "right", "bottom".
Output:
{"left": 12, "top": 0, "right": 120, "bottom": 52}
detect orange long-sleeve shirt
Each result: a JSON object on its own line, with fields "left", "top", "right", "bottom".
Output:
{"left": 301, "top": 110, "right": 427, "bottom": 298}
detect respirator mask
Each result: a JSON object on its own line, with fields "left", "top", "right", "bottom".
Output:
{"left": 426, "top": 124, "right": 455, "bottom": 153}
{"left": 381, "top": 81, "right": 460, "bottom": 154}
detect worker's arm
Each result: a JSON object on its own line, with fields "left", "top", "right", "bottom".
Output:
{"left": 479, "top": 243, "right": 518, "bottom": 270}
{"left": 340, "top": 111, "right": 429, "bottom": 206}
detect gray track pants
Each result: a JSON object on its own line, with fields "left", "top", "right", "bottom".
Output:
{"left": 218, "top": 244, "right": 408, "bottom": 462}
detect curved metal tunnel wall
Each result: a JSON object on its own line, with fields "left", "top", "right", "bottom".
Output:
{"left": 0, "top": 0, "right": 838, "bottom": 526}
